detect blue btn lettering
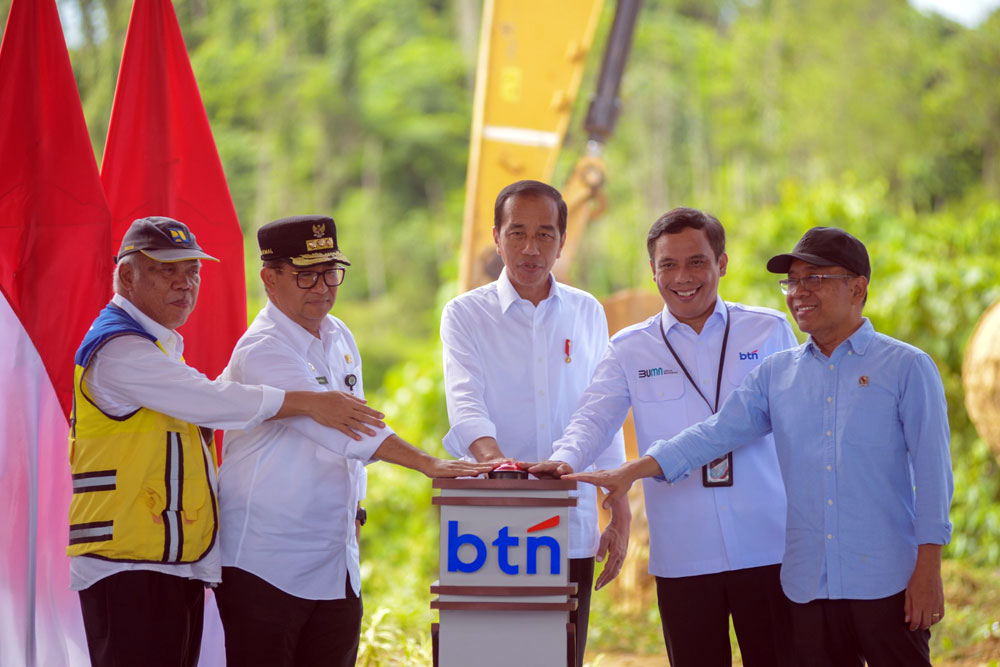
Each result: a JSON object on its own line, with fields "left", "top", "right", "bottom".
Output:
{"left": 447, "top": 520, "right": 486, "bottom": 573}
{"left": 492, "top": 526, "right": 519, "bottom": 575}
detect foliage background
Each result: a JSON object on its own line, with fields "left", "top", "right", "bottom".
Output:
{"left": 6, "top": 0, "right": 998, "bottom": 662}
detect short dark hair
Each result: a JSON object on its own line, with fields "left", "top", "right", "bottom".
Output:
{"left": 493, "top": 180, "right": 568, "bottom": 236}
{"left": 646, "top": 207, "right": 726, "bottom": 261}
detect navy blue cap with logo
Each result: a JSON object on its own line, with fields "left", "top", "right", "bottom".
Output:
{"left": 116, "top": 216, "right": 219, "bottom": 263}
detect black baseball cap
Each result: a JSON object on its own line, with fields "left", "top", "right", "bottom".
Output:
{"left": 116, "top": 216, "right": 218, "bottom": 263}
{"left": 258, "top": 215, "right": 350, "bottom": 267}
{"left": 766, "top": 227, "right": 870, "bottom": 280}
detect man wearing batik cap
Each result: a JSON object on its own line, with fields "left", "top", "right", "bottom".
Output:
{"left": 70, "top": 216, "right": 391, "bottom": 667}
{"left": 567, "top": 227, "right": 954, "bottom": 667}
{"left": 215, "top": 215, "right": 493, "bottom": 667}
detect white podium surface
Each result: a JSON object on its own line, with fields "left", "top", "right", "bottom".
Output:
{"left": 432, "top": 478, "right": 578, "bottom": 667}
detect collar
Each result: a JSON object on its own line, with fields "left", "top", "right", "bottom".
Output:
{"left": 261, "top": 299, "right": 337, "bottom": 355}
{"left": 660, "top": 295, "right": 727, "bottom": 336}
{"left": 111, "top": 293, "right": 179, "bottom": 348}
{"left": 497, "top": 266, "right": 561, "bottom": 314}
{"left": 804, "top": 317, "right": 874, "bottom": 357}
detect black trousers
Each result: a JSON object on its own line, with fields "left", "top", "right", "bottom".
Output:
{"left": 569, "top": 557, "right": 595, "bottom": 667}
{"left": 789, "top": 590, "right": 932, "bottom": 667}
{"left": 655, "top": 563, "right": 794, "bottom": 667}
{"left": 215, "top": 566, "right": 363, "bottom": 667}
{"left": 78, "top": 570, "right": 205, "bottom": 667}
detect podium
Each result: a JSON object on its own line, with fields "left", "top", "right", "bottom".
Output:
{"left": 431, "top": 478, "right": 579, "bottom": 667}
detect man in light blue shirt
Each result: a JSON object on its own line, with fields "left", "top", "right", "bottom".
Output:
{"left": 567, "top": 227, "right": 953, "bottom": 666}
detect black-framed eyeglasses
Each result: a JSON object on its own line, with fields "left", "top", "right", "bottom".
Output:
{"left": 778, "top": 274, "right": 856, "bottom": 295}
{"left": 277, "top": 267, "right": 346, "bottom": 289}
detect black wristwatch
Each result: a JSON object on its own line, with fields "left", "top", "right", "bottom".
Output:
{"left": 355, "top": 507, "right": 367, "bottom": 526}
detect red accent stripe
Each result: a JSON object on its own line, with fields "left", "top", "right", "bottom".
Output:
{"left": 527, "top": 515, "right": 560, "bottom": 532}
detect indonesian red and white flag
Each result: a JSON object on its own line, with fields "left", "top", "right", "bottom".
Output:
{"left": 0, "top": 0, "right": 113, "bottom": 664}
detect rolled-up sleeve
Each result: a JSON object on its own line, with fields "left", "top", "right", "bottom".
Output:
{"left": 901, "top": 353, "right": 954, "bottom": 545}
{"left": 440, "top": 301, "right": 498, "bottom": 458}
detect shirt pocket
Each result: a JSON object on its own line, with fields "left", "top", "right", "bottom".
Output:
{"left": 633, "top": 371, "right": 685, "bottom": 403}
{"left": 841, "top": 382, "right": 900, "bottom": 449}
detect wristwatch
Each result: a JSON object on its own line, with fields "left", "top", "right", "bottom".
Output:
{"left": 355, "top": 507, "right": 367, "bottom": 526}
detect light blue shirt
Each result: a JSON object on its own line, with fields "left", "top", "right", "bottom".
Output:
{"left": 648, "top": 318, "right": 953, "bottom": 603}
{"left": 551, "top": 298, "right": 795, "bottom": 578}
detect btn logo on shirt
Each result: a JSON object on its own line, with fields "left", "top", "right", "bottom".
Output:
{"left": 739, "top": 349, "right": 759, "bottom": 360}
{"left": 638, "top": 367, "right": 678, "bottom": 379}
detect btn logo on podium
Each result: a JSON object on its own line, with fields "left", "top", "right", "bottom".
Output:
{"left": 447, "top": 515, "right": 561, "bottom": 575}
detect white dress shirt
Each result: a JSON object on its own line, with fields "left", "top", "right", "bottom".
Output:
{"left": 219, "top": 301, "right": 394, "bottom": 599}
{"left": 441, "top": 269, "right": 626, "bottom": 558}
{"left": 71, "top": 293, "right": 285, "bottom": 591}
{"left": 550, "top": 297, "right": 796, "bottom": 577}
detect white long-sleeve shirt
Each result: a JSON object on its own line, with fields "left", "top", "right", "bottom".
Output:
{"left": 219, "top": 301, "right": 393, "bottom": 599}
{"left": 441, "top": 269, "right": 625, "bottom": 558}
{"left": 71, "top": 293, "right": 285, "bottom": 591}
{"left": 551, "top": 298, "right": 795, "bottom": 577}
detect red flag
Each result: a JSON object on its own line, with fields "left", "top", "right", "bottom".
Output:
{"left": 0, "top": 0, "right": 112, "bottom": 663}
{"left": 100, "top": 0, "right": 247, "bottom": 382}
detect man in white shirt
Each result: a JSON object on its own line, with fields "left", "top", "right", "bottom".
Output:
{"left": 440, "top": 180, "right": 629, "bottom": 666}
{"left": 531, "top": 208, "right": 796, "bottom": 666}
{"left": 70, "top": 216, "right": 388, "bottom": 667}
{"left": 216, "top": 215, "right": 493, "bottom": 667}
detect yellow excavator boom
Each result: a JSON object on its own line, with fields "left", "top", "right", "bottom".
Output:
{"left": 459, "top": 0, "right": 605, "bottom": 292}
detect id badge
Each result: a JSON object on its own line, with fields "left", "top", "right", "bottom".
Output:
{"left": 702, "top": 452, "right": 733, "bottom": 487}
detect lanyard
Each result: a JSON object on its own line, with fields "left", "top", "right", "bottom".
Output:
{"left": 658, "top": 306, "right": 731, "bottom": 414}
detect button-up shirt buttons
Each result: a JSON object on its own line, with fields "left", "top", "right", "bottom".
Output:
{"left": 848, "top": 351, "right": 853, "bottom": 355}
{"left": 827, "top": 396, "right": 833, "bottom": 403}
{"left": 827, "top": 533, "right": 833, "bottom": 540}
{"left": 826, "top": 430, "right": 832, "bottom": 437}
{"left": 538, "top": 390, "right": 545, "bottom": 397}
{"left": 829, "top": 364, "right": 835, "bottom": 370}
{"left": 828, "top": 499, "right": 833, "bottom": 506}
{"left": 827, "top": 465, "right": 833, "bottom": 471}
{"left": 720, "top": 505, "right": 727, "bottom": 511}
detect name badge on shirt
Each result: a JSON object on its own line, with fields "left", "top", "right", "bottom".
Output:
{"left": 702, "top": 452, "right": 733, "bottom": 487}
{"left": 315, "top": 376, "right": 329, "bottom": 385}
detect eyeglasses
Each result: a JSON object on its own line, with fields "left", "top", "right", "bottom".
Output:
{"left": 277, "top": 267, "right": 346, "bottom": 289}
{"left": 778, "top": 274, "right": 856, "bottom": 295}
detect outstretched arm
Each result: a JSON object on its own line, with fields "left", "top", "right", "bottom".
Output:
{"left": 564, "top": 456, "right": 663, "bottom": 509}
{"left": 373, "top": 434, "right": 496, "bottom": 478}
{"left": 274, "top": 390, "right": 385, "bottom": 440}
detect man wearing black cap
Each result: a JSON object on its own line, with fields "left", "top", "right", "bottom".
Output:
{"left": 69, "top": 216, "right": 393, "bottom": 667}
{"left": 215, "top": 215, "right": 493, "bottom": 667}
{"left": 566, "top": 227, "right": 954, "bottom": 666}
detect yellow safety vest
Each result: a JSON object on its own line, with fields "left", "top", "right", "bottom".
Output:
{"left": 67, "top": 304, "right": 218, "bottom": 563}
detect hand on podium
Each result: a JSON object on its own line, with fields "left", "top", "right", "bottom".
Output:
{"left": 523, "top": 460, "right": 573, "bottom": 479}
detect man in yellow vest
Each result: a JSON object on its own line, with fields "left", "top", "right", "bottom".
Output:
{"left": 68, "top": 216, "right": 411, "bottom": 667}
